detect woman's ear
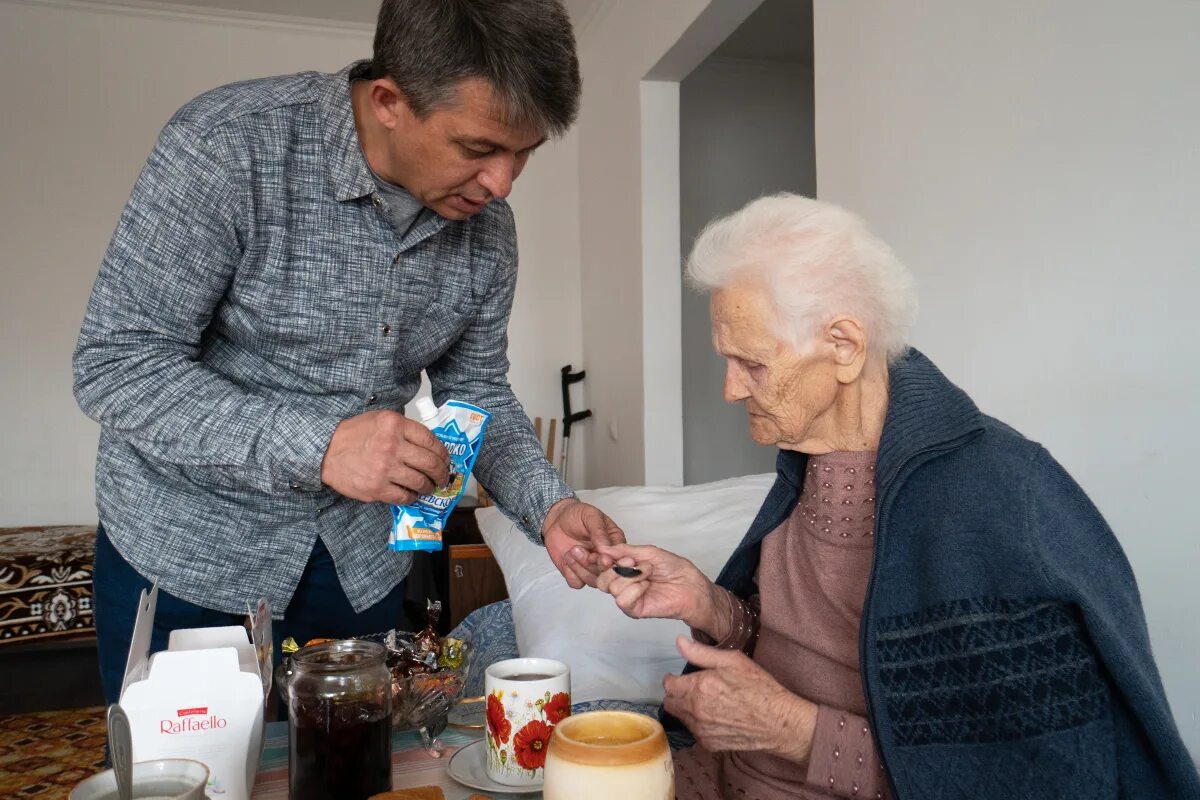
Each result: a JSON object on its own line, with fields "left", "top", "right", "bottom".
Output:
{"left": 827, "top": 316, "right": 867, "bottom": 384}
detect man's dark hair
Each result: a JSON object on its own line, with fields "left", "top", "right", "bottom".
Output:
{"left": 371, "top": 0, "right": 581, "bottom": 138}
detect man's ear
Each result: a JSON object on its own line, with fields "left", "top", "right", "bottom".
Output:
{"left": 368, "top": 78, "right": 410, "bottom": 131}
{"left": 826, "top": 316, "right": 868, "bottom": 384}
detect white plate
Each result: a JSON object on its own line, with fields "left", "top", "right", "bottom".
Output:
{"left": 447, "top": 738, "right": 543, "bottom": 796}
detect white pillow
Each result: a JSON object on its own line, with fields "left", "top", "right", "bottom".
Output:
{"left": 475, "top": 473, "right": 775, "bottom": 704}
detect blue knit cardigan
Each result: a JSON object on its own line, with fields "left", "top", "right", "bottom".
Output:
{"left": 671, "top": 349, "right": 1200, "bottom": 799}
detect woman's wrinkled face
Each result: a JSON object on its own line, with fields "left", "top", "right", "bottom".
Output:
{"left": 710, "top": 282, "right": 840, "bottom": 450}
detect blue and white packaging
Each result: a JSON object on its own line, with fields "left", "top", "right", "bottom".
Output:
{"left": 389, "top": 398, "right": 491, "bottom": 552}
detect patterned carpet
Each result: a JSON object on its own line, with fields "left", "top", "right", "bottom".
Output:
{"left": 0, "top": 706, "right": 106, "bottom": 797}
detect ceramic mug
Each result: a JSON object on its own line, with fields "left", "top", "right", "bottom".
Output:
{"left": 543, "top": 710, "right": 674, "bottom": 800}
{"left": 69, "top": 758, "right": 209, "bottom": 800}
{"left": 484, "top": 657, "right": 571, "bottom": 787}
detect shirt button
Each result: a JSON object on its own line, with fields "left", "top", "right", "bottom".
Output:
{"left": 381, "top": 324, "right": 391, "bottom": 336}
{"left": 392, "top": 252, "right": 401, "bottom": 265}
{"left": 290, "top": 483, "right": 301, "bottom": 491}
{"left": 316, "top": 507, "right": 324, "bottom": 517}
{"left": 367, "top": 394, "right": 378, "bottom": 404}
{"left": 372, "top": 195, "right": 382, "bottom": 208}
{"left": 521, "top": 515, "right": 530, "bottom": 525}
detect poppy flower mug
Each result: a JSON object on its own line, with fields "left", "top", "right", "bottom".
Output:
{"left": 484, "top": 657, "right": 571, "bottom": 787}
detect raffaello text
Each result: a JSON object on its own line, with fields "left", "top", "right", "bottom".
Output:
{"left": 161, "top": 715, "right": 227, "bottom": 734}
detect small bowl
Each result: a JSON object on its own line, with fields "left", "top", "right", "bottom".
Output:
{"left": 70, "top": 758, "right": 209, "bottom": 800}
{"left": 391, "top": 665, "right": 470, "bottom": 732}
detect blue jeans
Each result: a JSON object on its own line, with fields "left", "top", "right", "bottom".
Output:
{"left": 93, "top": 524, "right": 409, "bottom": 706}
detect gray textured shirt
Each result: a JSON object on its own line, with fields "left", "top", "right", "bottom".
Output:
{"left": 366, "top": 162, "right": 426, "bottom": 239}
{"left": 73, "top": 62, "right": 572, "bottom": 615}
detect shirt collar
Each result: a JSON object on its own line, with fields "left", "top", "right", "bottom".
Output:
{"left": 317, "top": 61, "right": 378, "bottom": 202}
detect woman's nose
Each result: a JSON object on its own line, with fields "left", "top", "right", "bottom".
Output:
{"left": 723, "top": 363, "right": 750, "bottom": 403}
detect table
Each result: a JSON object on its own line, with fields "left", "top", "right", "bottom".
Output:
{"left": 251, "top": 720, "right": 541, "bottom": 800}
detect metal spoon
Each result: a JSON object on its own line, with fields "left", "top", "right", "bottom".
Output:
{"left": 107, "top": 703, "right": 134, "bottom": 800}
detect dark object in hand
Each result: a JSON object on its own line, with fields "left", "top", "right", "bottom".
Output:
{"left": 613, "top": 565, "right": 642, "bottom": 578}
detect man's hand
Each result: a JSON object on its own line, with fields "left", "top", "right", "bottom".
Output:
{"left": 542, "top": 498, "right": 627, "bottom": 589}
{"left": 320, "top": 410, "right": 450, "bottom": 505}
{"left": 664, "top": 637, "right": 818, "bottom": 764}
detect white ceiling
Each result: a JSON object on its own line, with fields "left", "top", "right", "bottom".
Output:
{"left": 94, "top": 0, "right": 603, "bottom": 28}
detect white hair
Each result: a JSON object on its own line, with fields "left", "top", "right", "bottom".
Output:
{"left": 686, "top": 193, "right": 917, "bottom": 363}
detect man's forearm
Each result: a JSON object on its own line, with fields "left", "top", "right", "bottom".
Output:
{"left": 467, "top": 395, "right": 573, "bottom": 538}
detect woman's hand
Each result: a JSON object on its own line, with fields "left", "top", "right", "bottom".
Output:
{"left": 593, "top": 544, "right": 725, "bottom": 635}
{"left": 664, "top": 637, "right": 818, "bottom": 764}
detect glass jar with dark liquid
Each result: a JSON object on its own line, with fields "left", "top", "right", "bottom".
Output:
{"left": 286, "top": 640, "right": 392, "bottom": 800}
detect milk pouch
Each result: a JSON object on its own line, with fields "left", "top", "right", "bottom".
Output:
{"left": 389, "top": 398, "right": 491, "bottom": 552}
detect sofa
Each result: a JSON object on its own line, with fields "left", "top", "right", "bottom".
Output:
{"left": 0, "top": 526, "right": 102, "bottom": 712}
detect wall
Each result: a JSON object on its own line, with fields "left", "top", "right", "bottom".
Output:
{"left": 506, "top": 129, "right": 586, "bottom": 488}
{"left": 576, "top": 0, "right": 773, "bottom": 488}
{"left": 574, "top": 0, "right": 713, "bottom": 488}
{"left": 814, "top": 0, "right": 1200, "bottom": 754}
{"left": 679, "top": 58, "right": 815, "bottom": 484}
{"left": 0, "top": 0, "right": 584, "bottom": 523}
{"left": 639, "top": 80, "right": 684, "bottom": 485}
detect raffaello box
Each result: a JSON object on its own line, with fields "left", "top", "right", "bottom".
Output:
{"left": 119, "top": 586, "right": 271, "bottom": 800}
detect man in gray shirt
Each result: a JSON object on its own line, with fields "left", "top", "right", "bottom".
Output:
{"left": 74, "top": 0, "right": 620, "bottom": 704}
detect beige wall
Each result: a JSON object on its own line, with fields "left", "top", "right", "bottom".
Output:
{"left": 814, "top": 0, "right": 1200, "bottom": 755}
{"left": 0, "top": 0, "right": 584, "bottom": 523}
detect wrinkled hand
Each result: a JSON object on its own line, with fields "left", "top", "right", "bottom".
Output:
{"left": 664, "top": 637, "right": 818, "bottom": 764}
{"left": 593, "top": 544, "right": 722, "bottom": 633}
{"left": 320, "top": 410, "right": 450, "bottom": 505}
{"left": 542, "top": 499, "right": 627, "bottom": 589}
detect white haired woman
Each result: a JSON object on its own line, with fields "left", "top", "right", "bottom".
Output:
{"left": 588, "top": 194, "right": 1199, "bottom": 800}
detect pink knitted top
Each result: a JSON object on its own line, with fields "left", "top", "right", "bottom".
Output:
{"left": 674, "top": 450, "right": 890, "bottom": 800}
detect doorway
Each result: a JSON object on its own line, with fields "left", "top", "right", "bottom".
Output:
{"left": 678, "top": 0, "right": 816, "bottom": 484}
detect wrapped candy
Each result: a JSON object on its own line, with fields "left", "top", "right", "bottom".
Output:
{"left": 411, "top": 600, "right": 443, "bottom": 663}
{"left": 438, "top": 637, "right": 466, "bottom": 671}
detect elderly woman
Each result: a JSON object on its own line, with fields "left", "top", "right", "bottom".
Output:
{"left": 590, "top": 194, "right": 1199, "bottom": 800}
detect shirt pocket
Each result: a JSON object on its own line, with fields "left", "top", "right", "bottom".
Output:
{"left": 395, "top": 296, "right": 475, "bottom": 375}
{"left": 413, "top": 238, "right": 490, "bottom": 315}
{"left": 394, "top": 245, "right": 490, "bottom": 363}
